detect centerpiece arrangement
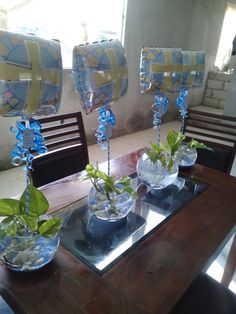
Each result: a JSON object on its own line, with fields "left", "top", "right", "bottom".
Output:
{"left": 175, "top": 138, "right": 212, "bottom": 168}
{"left": 138, "top": 46, "right": 206, "bottom": 189}
{"left": 0, "top": 185, "right": 62, "bottom": 271}
{"left": 84, "top": 163, "right": 137, "bottom": 221}
{"left": 0, "top": 30, "right": 63, "bottom": 270}
{"left": 137, "top": 130, "right": 212, "bottom": 189}
{"left": 73, "top": 40, "right": 136, "bottom": 221}
{"left": 137, "top": 131, "right": 183, "bottom": 189}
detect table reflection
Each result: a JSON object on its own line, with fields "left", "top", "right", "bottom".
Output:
{"left": 55, "top": 175, "right": 207, "bottom": 273}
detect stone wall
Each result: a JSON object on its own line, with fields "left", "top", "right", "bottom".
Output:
{"left": 203, "top": 71, "right": 232, "bottom": 109}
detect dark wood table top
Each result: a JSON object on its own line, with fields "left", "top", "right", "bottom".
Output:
{"left": 1, "top": 148, "right": 236, "bottom": 314}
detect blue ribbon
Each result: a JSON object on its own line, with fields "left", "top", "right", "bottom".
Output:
{"left": 152, "top": 94, "right": 169, "bottom": 146}
{"left": 176, "top": 88, "right": 188, "bottom": 132}
{"left": 152, "top": 94, "right": 169, "bottom": 128}
{"left": 11, "top": 117, "right": 47, "bottom": 167}
{"left": 11, "top": 117, "right": 47, "bottom": 218}
{"left": 95, "top": 105, "right": 116, "bottom": 149}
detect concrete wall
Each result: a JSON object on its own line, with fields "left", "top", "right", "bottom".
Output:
{"left": 203, "top": 71, "right": 232, "bottom": 109}
{"left": 0, "top": 0, "right": 232, "bottom": 170}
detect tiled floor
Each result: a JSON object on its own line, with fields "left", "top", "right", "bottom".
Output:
{"left": 0, "top": 110, "right": 235, "bottom": 311}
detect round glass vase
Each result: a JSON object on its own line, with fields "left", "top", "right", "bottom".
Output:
{"left": 136, "top": 153, "right": 179, "bottom": 189}
{"left": 88, "top": 183, "right": 134, "bottom": 222}
{"left": 0, "top": 233, "right": 60, "bottom": 272}
{"left": 175, "top": 144, "right": 197, "bottom": 168}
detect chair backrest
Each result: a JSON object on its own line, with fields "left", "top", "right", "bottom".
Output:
{"left": 171, "top": 273, "right": 236, "bottom": 314}
{"left": 183, "top": 109, "right": 236, "bottom": 174}
{"left": 31, "top": 112, "right": 89, "bottom": 187}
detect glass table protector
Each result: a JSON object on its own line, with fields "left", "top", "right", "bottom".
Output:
{"left": 55, "top": 175, "right": 207, "bottom": 274}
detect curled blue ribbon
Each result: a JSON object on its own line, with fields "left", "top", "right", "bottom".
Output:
{"left": 176, "top": 88, "right": 188, "bottom": 132}
{"left": 176, "top": 88, "right": 188, "bottom": 119}
{"left": 11, "top": 117, "right": 47, "bottom": 167}
{"left": 95, "top": 105, "right": 116, "bottom": 149}
{"left": 152, "top": 94, "right": 169, "bottom": 128}
{"left": 152, "top": 94, "right": 169, "bottom": 146}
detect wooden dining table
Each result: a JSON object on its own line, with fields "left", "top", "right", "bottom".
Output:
{"left": 0, "top": 148, "right": 236, "bottom": 314}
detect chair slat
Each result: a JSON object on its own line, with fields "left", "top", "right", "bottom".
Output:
{"left": 183, "top": 109, "right": 236, "bottom": 174}
{"left": 43, "top": 129, "right": 81, "bottom": 141}
{"left": 187, "top": 118, "right": 236, "bottom": 131}
{"left": 37, "top": 112, "right": 82, "bottom": 123}
{"left": 31, "top": 112, "right": 89, "bottom": 187}
{"left": 189, "top": 109, "right": 236, "bottom": 121}
{"left": 45, "top": 136, "right": 83, "bottom": 150}
{"left": 41, "top": 122, "right": 79, "bottom": 133}
{"left": 187, "top": 119, "right": 236, "bottom": 139}
{"left": 185, "top": 129, "right": 235, "bottom": 143}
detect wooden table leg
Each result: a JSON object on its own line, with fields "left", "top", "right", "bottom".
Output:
{"left": 221, "top": 233, "right": 236, "bottom": 287}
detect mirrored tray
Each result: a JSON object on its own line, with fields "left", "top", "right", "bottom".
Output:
{"left": 55, "top": 175, "right": 207, "bottom": 274}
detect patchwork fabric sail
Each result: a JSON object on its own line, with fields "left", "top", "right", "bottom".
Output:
{"left": 181, "top": 50, "right": 205, "bottom": 88}
{"left": 140, "top": 47, "right": 182, "bottom": 95}
{"left": 72, "top": 39, "right": 128, "bottom": 114}
{"left": 0, "top": 30, "right": 63, "bottom": 117}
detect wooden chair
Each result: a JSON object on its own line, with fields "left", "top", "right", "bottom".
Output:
{"left": 171, "top": 273, "right": 236, "bottom": 314}
{"left": 31, "top": 112, "right": 89, "bottom": 187}
{"left": 183, "top": 109, "right": 236, "bottom": 174}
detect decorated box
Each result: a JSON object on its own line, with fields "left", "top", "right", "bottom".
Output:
{"left": 0, "top": 30, "right": 63, "bottom": 117}
{"left": 181, "top": 50, "right": 205, "bottom": 88}
{"left": 140, "top": 47, "right": 182, "bottom": 95}
{"left": 73, "top": 39, "right": 128, "bottom": 114}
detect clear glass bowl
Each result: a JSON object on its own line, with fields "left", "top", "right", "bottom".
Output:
{"left": 137, "top": 153, "right": 179, "bottom": 189}
{"left": 88, "top": 183, "right": 134, "bottom": 222}
{"left": 0, "top": 233, "right": 60, "bottom": 272}
{"left": 175, "top": 144, "right": 197, "bottom": 168}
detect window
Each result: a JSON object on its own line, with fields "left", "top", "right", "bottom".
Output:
{"left": 215, "top": 2, "right": 236, "bottom": 71}
{"left": 0, "top": 0, "right": 127, "bottom": 68}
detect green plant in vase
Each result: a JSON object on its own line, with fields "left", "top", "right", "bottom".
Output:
{"left": 170, "top": 131, "right": 213, "bottom": 167}
{"left": 147, "top": 130, "right": 186, "bottom": 170}
{"left": 0, "top": 185, "right": 63, "bottom": 271}
{"left": 137, "top": 130, "right": 213, "bottom": 189}
{"left": 136, "top": 131, "right": 182, "bottom": 189}
{"left": 84, "top": 163, "right": 137, "bottom": 221}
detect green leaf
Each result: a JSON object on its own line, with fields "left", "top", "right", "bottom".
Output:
{"left": 96, "top": 170, "right": 108, "bottom": 181}
{"left": 167, "top": 130, "right": 177, "bottom": 147}
{"left": 84, "top": 162, "right": 137, "bottom": 200}
{"left": 113, "top": 187, "right": 123, "bottom": 194}
{"left": 132, "top": 191, "right": 138, "bottom": 199}
{"left": 167, "top": 131, "right": 185, "bottom": 156}
{"left": 38, "top": 219, "right": 48, "bottom": 228}
{"left": 123, "top": 186, "right": 134, "bottom": 194}
{"left": 6, "top": 221, "right": 18, "bottom": 236}
{"left": 0, "top": 226, "right": 6, "bottom": 240}
{"left": 0, "top": 199, "right": 20, "bottom": 216}
{"left": 20, "top": 184, "right": 49, "bottom": 217}
{"left": 104, "top": 181, "right": 113, "bottom": 193}
{"left": 21, "top": 215, "right": 38, "bottom": 232}
{"left": 1, "top": 216, "right": 14, "bottom": 224}
{"left": 85, "top": 164, "right": 94, "bottom": 172}
{"left": 115, "top": 176, "right": 131, "bottom": 186}
{"left": 167, "top": 158, "right": 174, "bottom": 172}
{"left": 160, "top": 143, "right": 171, "bottom": 155}
{"left": 187, "top": 139, "right": 213, "bottom": 151}
{"left": 38, "top": 218, "right": 63, "bottom": 237}
{"left": 147, "top": 149, "right": 156, "bottom": 163}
